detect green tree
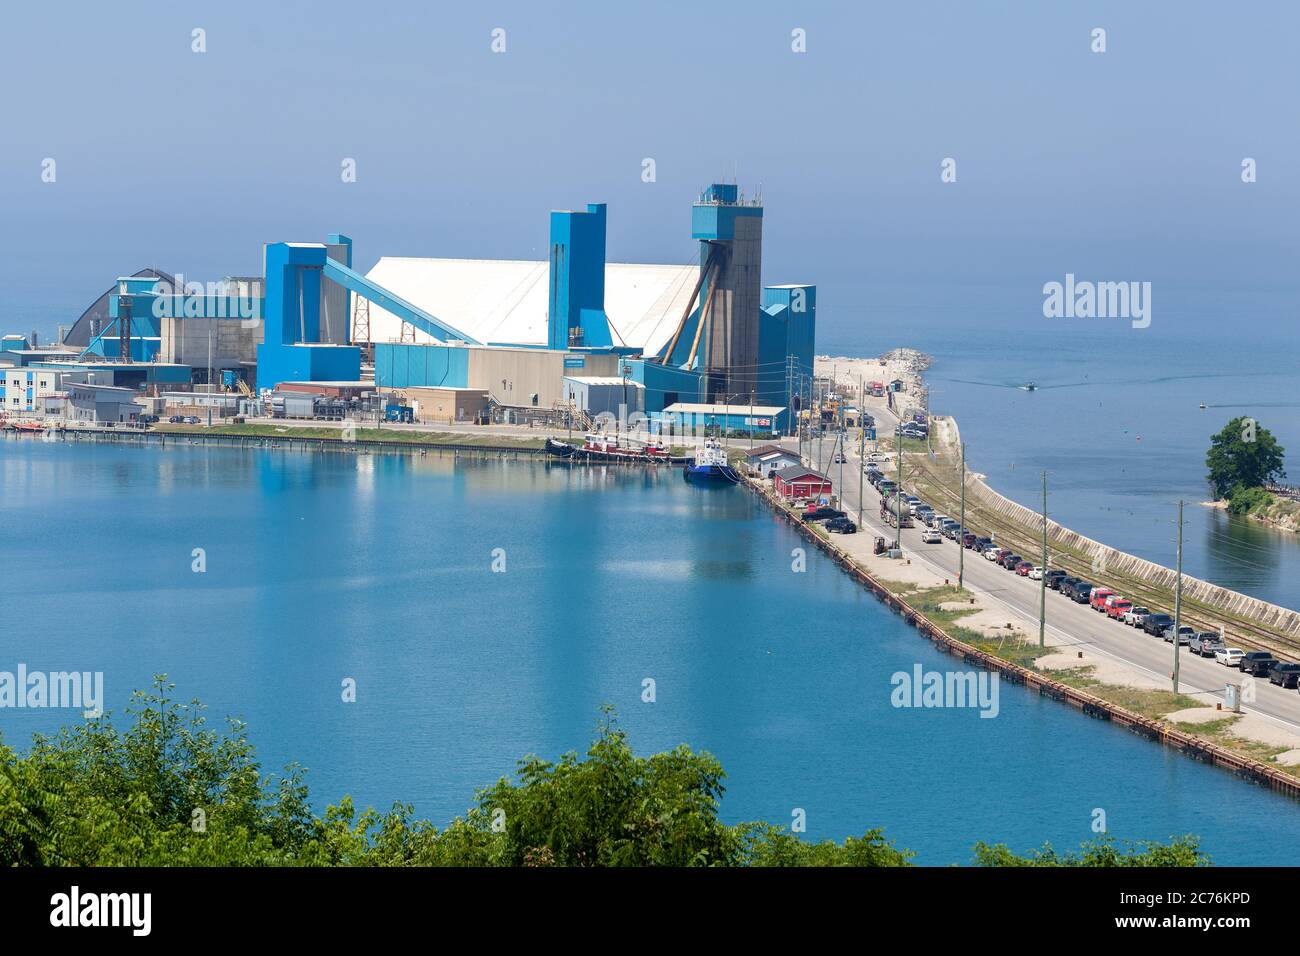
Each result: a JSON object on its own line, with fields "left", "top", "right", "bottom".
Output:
{"left": 0, "top": 678, "right": 1207, "bottom": 868}
{"left": 1206, "top": 416, "right": 1286, "bottom": 499}
{"left": 973, "top": 836, "right": 1208, "bottom": 867}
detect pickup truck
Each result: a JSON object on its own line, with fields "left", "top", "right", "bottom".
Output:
{"left": 1142, "top": 613, "right": 1174, "bottom": 636}
{"left": 1123, "top": 606, "right": 1150, "bottom": 626}
{"left": 1188, "top": 632, "right": 1223, "bottom": 657}
{"left": 802, "top": 507, "right": 845, "bottom": 522}
{"left": 1269, "top": 662, "right": 1300, "bottom": 688}
{"left": 1240, "top": 651, "right": 1278, "bottom": 676}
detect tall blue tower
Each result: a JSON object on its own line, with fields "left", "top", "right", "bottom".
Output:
{"left": 691, "top": 184, "right": 764, "bottom": 402}
{"left": 548, "top": 203, "right": 613, "bottom": 350}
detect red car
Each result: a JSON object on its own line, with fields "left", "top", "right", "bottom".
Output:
{"left": 1015, "top": 561, "right": 1033, "bottom": 576}
{"left": 1106, "top": 599, "right": 1133, "bottom": 620}
{"left": 1089, "top": 587, "right": 1115, "bottom": 611}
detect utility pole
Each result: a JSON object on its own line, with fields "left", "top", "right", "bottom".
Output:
{"left": 895, "top": 417, "right": 903, "bottom": 549}
{"left": 958, "top": 441, "right": 966, "bottom": 589}
{"left": 1173, "top": 499, "right": 1184, "bottom": 693}
{"left": 1039, "top": 470, "right": 1048, "bottom": 647}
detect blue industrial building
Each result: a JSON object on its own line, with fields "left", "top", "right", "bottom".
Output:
{"left": 10, "top": 181, "right": 815, "bottom": 430}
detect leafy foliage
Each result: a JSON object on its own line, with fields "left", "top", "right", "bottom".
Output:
{"left": 973, "top": 836, "right": 1208, "bottom": 867}
{"left": 1227, "top": 484, "right": 1274, "bottom": 516}
{"left": 1206, "top": 417, "right": 1286, "bottom": 500}
{"left": 0, "top": 678, "right": 1204, "bottom": 867}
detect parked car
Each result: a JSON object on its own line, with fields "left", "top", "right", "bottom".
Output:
{"left": 1142, "top": 613, "right": 1174, "bottom": 636}
{"left": 1215, "top": 647, "right": 1245, "bottom": 667}
{"left": 1106, "top": 599, "right": 1133, "bottom": 620}
{"left": 1162, "top": 625, "right": 1195, "bottom": 645}
{"left": 1000, "top": 553, "right": 1023, "bottom": 571}
{"left": 1088, "top": 588, "right": 1115, "bottom": 611}
{"left": 825, "top": 516, "right": 857, "bottom": 534}
{"left": 1269, "top": 663, "right": 1300, "bottom": 688}
{"left": 987, "top": 547, "right": 1009, "bottom": 562}
{"left": 1240, "top": 651, "right": 1278, "bottom": 676}
{"left": 975, "top": 536, "right": 993, "bottom": 552}
{"left": 1057, "top": 577, "right": 1081, "bottom": 597}
{"left": 1123, "top": 606, "right": 1150, "bottom": 626}
{"left": 1045, "top": 570, "right": 1068, "bottom": 589}
{"left": 921, "top": 529, "right": 943, "bottom": 544}
{"left": 962, "top": 532, "right": 979, "bottom": 549}
{"left": 803, "top": 506, "right": 846, "bottom": 522}
{"left": 1027, "top": 566, "right": 1044, "bottom": 580}
{"left": 184, "top": 416, "right": 201, "bottom": 424}
{"left": 1188, "top": 633, "right": 1224, "bottom": 657}
{"left": 168, "top": 415, "right": 184, "bottom": 423}
{"left": 1071, "top": 584, "right": 1095, "bottom": 604}
{"left": 1012, "top": 561, "right": 1031, "bottom": 576}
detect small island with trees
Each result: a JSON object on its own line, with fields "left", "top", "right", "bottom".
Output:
{"left": 1205, "top": 416, "right": 1297, "bottom": 532}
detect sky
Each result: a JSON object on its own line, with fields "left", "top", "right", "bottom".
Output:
{"left": 1, "top": 0, "right": 1297, "bottom": 345}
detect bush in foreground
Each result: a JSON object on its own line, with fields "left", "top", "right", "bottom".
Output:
{"left": 0, "top": 678, "right": 1206, "bottom": 867}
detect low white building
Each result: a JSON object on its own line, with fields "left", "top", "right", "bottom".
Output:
{"left": 743, "top": 444, "right": 803, "bottom": 477}
{"left": 3, "top": 368, "right": 63, "bottom": 415}
{"left": 66, "top": 383, "right": 140, "bottom": 424}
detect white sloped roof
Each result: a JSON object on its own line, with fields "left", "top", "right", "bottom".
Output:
{"left": 361, "top": 257, "right": 699, "bottom": 356}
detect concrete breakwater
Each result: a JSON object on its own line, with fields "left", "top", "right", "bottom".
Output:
{"left": 940, "top": 417, "right": 1300, "bottom": 641}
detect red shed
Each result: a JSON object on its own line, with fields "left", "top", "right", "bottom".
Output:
{"left": 773, "top": 465, "right": 833, "bottom": 500}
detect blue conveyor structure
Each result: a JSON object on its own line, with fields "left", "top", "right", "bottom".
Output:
{"left": 321, "top": 258, "right": 479, "bottom": 345}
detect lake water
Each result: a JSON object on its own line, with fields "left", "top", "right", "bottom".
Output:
{"left": 820, "top": 319, "right": 1300, "bottom": 611}
{"left": 3, "top": 438, "right": 1300, "bottom": 865}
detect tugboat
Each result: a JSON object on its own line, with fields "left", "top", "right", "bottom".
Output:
{"left": 682, "top": 438, "right": 741, "bottom": 485}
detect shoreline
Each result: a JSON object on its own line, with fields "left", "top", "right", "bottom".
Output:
{"left": 742, "top": 471, "right": 1300, "bottom": 801}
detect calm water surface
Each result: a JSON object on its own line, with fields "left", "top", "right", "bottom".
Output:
{"left": 3, "top": 440, "right": 1300, "bottom": 864}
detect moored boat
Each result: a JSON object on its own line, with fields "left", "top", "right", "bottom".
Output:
{"left": 682, "top": 438, "right": 740, "bottom": 485}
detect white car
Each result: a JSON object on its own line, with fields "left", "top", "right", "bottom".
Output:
{"left": 921, "top": 529, "right": 942, "bottom": 544}
{"left": 1027, "top": 566, "right": 1044, "bottom": 580}
{"left": 1215, "top": 648, "right": 1244, "bottom": 667}
{"left": 984, "top": 547, "right": 1002, "bottom": 561}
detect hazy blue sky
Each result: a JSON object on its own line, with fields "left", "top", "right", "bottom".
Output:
{"left": 2, "top": 1, "right": 1297, "bottom": 344}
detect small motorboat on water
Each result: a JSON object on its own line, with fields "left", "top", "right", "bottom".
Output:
{"left": 682, "top": 438, "right": 741, "bottom": 485}
{"left": 1020, "top": 382, "right": 1037, "bottom": 391}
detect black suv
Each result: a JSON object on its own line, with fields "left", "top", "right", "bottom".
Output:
{"left": 1056, "top": 576, "right": 1079, "bottom": 595}
{"left": 1044, "top": 570, "right": 1067, "bottom": 589}
{"left": 1000, "top": 553, "right": 1023, "bottom": 570}
{"left": 1071, "top": 584, "right": 1095, "bottom": 604}
{"left": 1269, "top": 662, "right": 1300, "bottom": 688}
{"left": 1142, "top": 613, "right": 1174, "bottom": 636}
{"left": 1240, "top": 651, "right": 1278, "bottom": 676}
{"left": 825, "top": 516, "right": 857, "bottom": 534}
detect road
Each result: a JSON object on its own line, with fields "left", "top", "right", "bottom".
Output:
{"left": 808, "top": 409, "right": 1300, "bottom": 737}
